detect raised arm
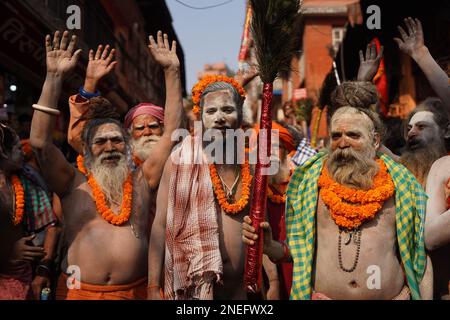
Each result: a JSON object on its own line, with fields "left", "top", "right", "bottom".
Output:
{"left": 30, "top": 31, "right": 82, "bottom": 196}
{"left": 142, "top": 31, "right": 182, "bottom": 189}
{"left": 394, "top": 17, "right": 450, "bottom": 116}
{"left": 147, "top": 157, "right": 171, "bottom": 299}
{"left": 357, "top": 42, "right": 384, "bottom": 82}
{"left": 424, "top": 156, "right": 450, "bottom": 250}
{"left": 68, "top": 45, "right": 117, "bottom": 154}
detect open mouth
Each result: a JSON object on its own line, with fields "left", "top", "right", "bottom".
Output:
{"left": 407, "top": 139, "right": 422, "bottom": 149}
{"left": 102, "top": 154, "right": 122, "bottom": 163}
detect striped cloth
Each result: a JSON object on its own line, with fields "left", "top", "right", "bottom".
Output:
{"left": 286, "top": 151, "right": 427, "bottom": 300}
{"left": 290, "top": 138, "right": 317, "bottom": 167}
{"left": 19, "top": 165, "right": 56, "bottom": 233}
{"left": 164, "top": 135, "right": 223, "bottom": 300}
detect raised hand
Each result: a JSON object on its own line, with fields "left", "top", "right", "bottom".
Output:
{"left": 84, "top": 45, "right": 117, "bottom": 93}
{"left": 235, "top": 65, "right": 259, "bottom": 87}
{"left": 357, "top": 42, "right": 384, "bottom": 82}
{"left": 394, "top": 17, "right": 426, "bottom": 60}
{"left": 86, "top": 45, "right": 117, "bottom": 83}
{"left": 148, "top": 31, "right": 179, "bottom": 70}
{"left": 45, "top": 31, "right": 82, "bottom": 77}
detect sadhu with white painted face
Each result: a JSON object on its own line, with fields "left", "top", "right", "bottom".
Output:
{"left": 29, "top": 30, "right": 182, "bottom": 300}
{"left": 148, "top": 75, "right": 280, "bottom": 300}
{"left": 243, "top": 106, "right": 433, "bottom": 300}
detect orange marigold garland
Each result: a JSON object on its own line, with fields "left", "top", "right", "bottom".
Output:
{"left": 267, "top": 185, "right": 286, "bottom": 204}
{"left": 11, "top": 175, "right": 25, "bottom": 226}
{"left": 318, "top": 159, "right": 395, "bottom": 230}
{"left": 192, "top": 75, "right": 246, "bottom": 117}
{"left": 76, "top": 155, "right": 132, "bottom": 226}
{"left": 209, "top": 160, "right": 252, "bottom": 214}
{"left": 133, "top": 155, "right": 144, "bottom": 167}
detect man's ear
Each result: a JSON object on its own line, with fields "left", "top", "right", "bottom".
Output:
{"left": 444, "top": 123, "right": 450, "bottom": 140}
{"left": 373, "top": 132, "right": 381, "bottom": 150}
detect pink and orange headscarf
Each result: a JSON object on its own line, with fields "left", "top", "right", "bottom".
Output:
{"left": 123, "top": 103, "right": 165, "bottom": 129}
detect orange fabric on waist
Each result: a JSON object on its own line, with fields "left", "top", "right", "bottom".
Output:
{"left": 56, "top": 273, "right": 147, "bottom": 300}
{"left": 311, "top": 286, "right": 410, "bottom": 300}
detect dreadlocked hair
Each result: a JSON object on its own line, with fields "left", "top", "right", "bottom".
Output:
{"left": 330, "top": 81, "right": 379, "bottom": 116}
{"left": 73, "top": 97, "right": 120, "bottom": 130}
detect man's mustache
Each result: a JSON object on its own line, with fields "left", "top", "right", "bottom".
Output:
{"left": 98, "top": 151, "right": 124, "bottom": 162}
{"left": 330, "top": 148, "right": 358, "bottom": 162}
{"left": 406, "top": 137, "right": 424, "bottom": 149}
{"left": 140, "top": 136, "right": 160, "bottom": 144}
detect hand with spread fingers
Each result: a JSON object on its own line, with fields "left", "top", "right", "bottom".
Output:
{"left": 84, "top": 44, "right": 117, "bottom": 92}
{"left": 357, "top": 42, "right": 384, "bottom": 82}
{"left": 394, "top": 17, "right": 426, "bottom": 60}
{"left": 235, "top": 65, "right": 259, "bottom": 87}
{"left": 45, "top": 30, "right": 82, "bottom": 77}
{"left": 148, "top": 31, "right": 180, "bottom": 71}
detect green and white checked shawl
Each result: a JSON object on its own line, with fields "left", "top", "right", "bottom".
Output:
{"left": 286, "top": 151, "right": 427, "bottom": 300}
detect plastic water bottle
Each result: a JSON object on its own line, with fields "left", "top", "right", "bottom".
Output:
{"left": 40, "top": 288, "right": 51, "bottom": 300}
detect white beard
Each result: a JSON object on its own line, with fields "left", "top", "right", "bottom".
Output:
{"left": 89, "top": 152, "right": 129, "bottom": 206}
{"left": 131, "top": 135, "right": 161, "bottom": 161}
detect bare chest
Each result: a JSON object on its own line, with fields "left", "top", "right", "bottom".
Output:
{"left": 61, "top": 172, "right": 153, "bottom": 240}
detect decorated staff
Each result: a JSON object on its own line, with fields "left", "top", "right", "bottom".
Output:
{"left": 244, "top": 0, "right": 301, "bottom": 293}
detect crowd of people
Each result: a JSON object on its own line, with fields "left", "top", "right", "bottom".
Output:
{"left": 0, "top": 16, "right": 449, "bottom": 300}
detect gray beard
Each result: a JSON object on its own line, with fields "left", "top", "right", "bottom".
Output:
{"left": 327, "top": 145, "right": 379, "bottom": 190}
{"left": 400, "top": 141, "right": 447, "bottom": 187}
{"left": 88, "top": 152, "right": 130, "bottom": 206}
{"left": 131, "top": 135, "right": 161, "bottom": 161}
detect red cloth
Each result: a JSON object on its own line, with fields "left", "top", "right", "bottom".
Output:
{"left": 372, "top": 38, "right": 388, "bottom": 116}
{"left": 267, "top": 196, "right": 293, "bottom": 300}
{"left": 124, "top": 103, "right": 164, "bottom": 129}
{"left": 0, "top": 262, "right": 33, "bottom": 300}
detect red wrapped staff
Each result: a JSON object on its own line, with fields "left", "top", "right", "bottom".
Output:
{"left": 244, "top": 0, "right": 301, "bottom": 293}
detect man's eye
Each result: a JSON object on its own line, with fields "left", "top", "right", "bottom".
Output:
{"left": 148, "top": 124, "right": 159, "bottom": 129}
{"left": 206, "top": 109, "right": 216, "bottom": 114}
{"left": 223, "top": 107, "right": 234, "bottom": 113}
{"left": 134, "top": 127, "right": 144, "bottom": 131}
{"left": 331, "top": 134, "right": 340, "bottom": 140}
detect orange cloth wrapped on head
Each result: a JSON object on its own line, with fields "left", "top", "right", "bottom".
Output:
{"left": 251, "top": 121, "right": 296, "bottom": 153}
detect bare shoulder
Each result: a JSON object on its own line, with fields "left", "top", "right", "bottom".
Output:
{"left": 428, "top": 156, "right": 450, "bottom": 183}
{"left": 430, "top": 155, "right": 450, "bottom": 172}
